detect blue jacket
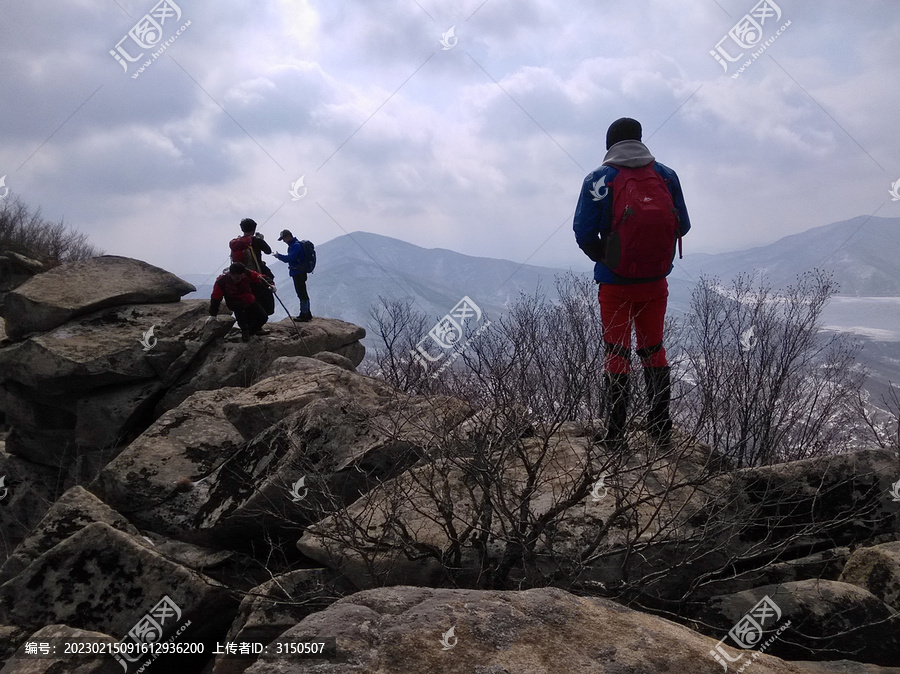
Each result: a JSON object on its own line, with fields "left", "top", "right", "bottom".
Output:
{"left": 274, "top": 237, "right": 305, "bottom": 277}
{"left": 573, "top": 140, "right": 691, "bottom": 284}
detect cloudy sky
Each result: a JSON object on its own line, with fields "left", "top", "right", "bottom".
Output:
{"left": 1, "top": 0, "right": 898, "bottom": 279}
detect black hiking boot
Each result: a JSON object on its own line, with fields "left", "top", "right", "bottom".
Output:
{"left": 603, "top": 372, "right": 629, "bottom": 452}
{"left": 297, "top": 312, "right": 312, "bottom": 322}
{"left": 643, "top": 366, "right": 673, "bottom": 448}
{"left": 241, "top": 329, "right": 251, "bottom": 342}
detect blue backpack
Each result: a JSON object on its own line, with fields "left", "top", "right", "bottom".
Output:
{"left": 291, "top": 240, "right": 316, "bottom": 274}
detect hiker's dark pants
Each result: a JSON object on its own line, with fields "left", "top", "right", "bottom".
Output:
{"left": 292, "top": 273, "right": 309, "bottom": 302}
{"left": 254, "top": 286, "right": 275, "bottom": 315}
{"left": 233, "top": 301, "right": 268, "bottom": 334}
{"left": 598, "top": 278, "right": 668, "bottom": 374}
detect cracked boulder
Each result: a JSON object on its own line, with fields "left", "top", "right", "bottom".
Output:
{"left": 91, "top": 387, "right": 245, "bottom": 543}
{"left": 0, "top": 301, "right": 233, "bottom": 471}
{"left": 0, "top": 522, "right": 237, "bottom": 648}
{"left": 193, "top": 357, "right": 472, "bottom": 547}
{"left": 0, "top": 485, "right": 139, "bottom": 585}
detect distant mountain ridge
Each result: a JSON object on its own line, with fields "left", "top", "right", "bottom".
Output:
{"left": 183, "top": 215, "right": 900, "bottom": 341}
{"left": 670, "top": 215, "right": 900, "bottom": 296}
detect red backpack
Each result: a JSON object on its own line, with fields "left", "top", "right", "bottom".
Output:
{"left": 603, "top": 163, "right": 682, "bottom": 279}
{"left": 229, "top": 234, "right": 255, "bottom": 267}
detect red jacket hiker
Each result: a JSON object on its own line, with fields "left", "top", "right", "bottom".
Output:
{"left": 210, "top": 268, "right": 268, "bottom": 311}
{"left": 209, "top": 262, "right": 272, "bottom": 341}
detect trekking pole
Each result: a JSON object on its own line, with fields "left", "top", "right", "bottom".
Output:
{"left": 272, "top": 288, "right": 310, "bottom": 351}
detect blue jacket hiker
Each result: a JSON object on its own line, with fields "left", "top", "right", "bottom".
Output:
{"left": 273, "top": 229, "right": 312, "bottom": 322}
{"left": 572, "top": 117, "right": 692, "bottom": 454}
{"left": 573, "top": 139, "right": 691, "bottom": 284}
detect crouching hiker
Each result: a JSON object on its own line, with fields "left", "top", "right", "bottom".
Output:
{"left": 210, "top": 262, "right": 275, "bottom": 342}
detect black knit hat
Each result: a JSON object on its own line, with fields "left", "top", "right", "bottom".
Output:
{"left": 239, "top": 218, "right": 258, "bottom": 233}
{"left": 228, "top": 262, "right": 246, "bottom": 274}
{"left": 606, "top": 117, "right": 642, "bottom": 150}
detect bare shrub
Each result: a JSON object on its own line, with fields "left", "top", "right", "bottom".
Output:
{"left": 0, "top": 196, "right": 101, "bottom": 266}
{"left": 676, "top": 271, "right": 867, "bottom": 467}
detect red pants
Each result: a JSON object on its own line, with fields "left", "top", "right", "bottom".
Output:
{"left": 598, "top": 279, "right": 668, "bottom": 374}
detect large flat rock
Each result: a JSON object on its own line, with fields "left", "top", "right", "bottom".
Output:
{"left": 244, "top": 585, "right": 812, "bottom": 674}
{"left": 2, "top": 256, "right": 194, "bottom": 340}
{"left": 158, "top": 317, "right": 366, "bottom": 412}
{"left": 0, "top": 300, "right": 218, "bottom": 394}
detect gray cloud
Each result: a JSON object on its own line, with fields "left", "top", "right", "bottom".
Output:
{"left": 0, "top": 0, "right": 897, "bottom": 278}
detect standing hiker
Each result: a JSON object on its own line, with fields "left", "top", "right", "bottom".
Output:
{"left": 230, "top": 218, "right": 276, "bottom": 315}
{"left": 573, "top": 117, "right": 691, "bottom": 450}
{"left": 271, "top": 229, "right": 315, "bottom": 322}
{"left": 210, "top": 262, "right": 274, "bottom": 342}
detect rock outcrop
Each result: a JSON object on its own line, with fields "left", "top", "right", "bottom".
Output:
{"left": 0, "top": 257, "right": 368, "bottom": 491}
{"left": 194, "top": 358, "right": 472, "bottom": 546}
{"left": 4, "top": 255, "right": 900, "bottom": 673}
{"left": 0, "top": 522, "right": 237, "bottom": 644}
{"left": 0, "top": 300, "right": 232, "bottom": 474}
{"left": 839, "top": 541, "right": 900, "bottom": 612}
{"left": 156, "top": 317, "right": 367, "bottom": 412}
{"left": 297, "top": 440, "right": 900, "bottom": 594}
{"left": 695, "top": 579, "right": 900, "bottom": 666}
{"left": 1, "top": 255, "right": 194, "bottom": 340}
{"left": 0, "top": 485, "right": 139, "bottom": 584}
{"left": 91, "top": 387, "right": 246, "bottom": 541}
{"left": 0, "top": 251, "right": 44, "bottom": 317}
{"left": 242, "top": 586, "right": 813, "bottom": 674}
